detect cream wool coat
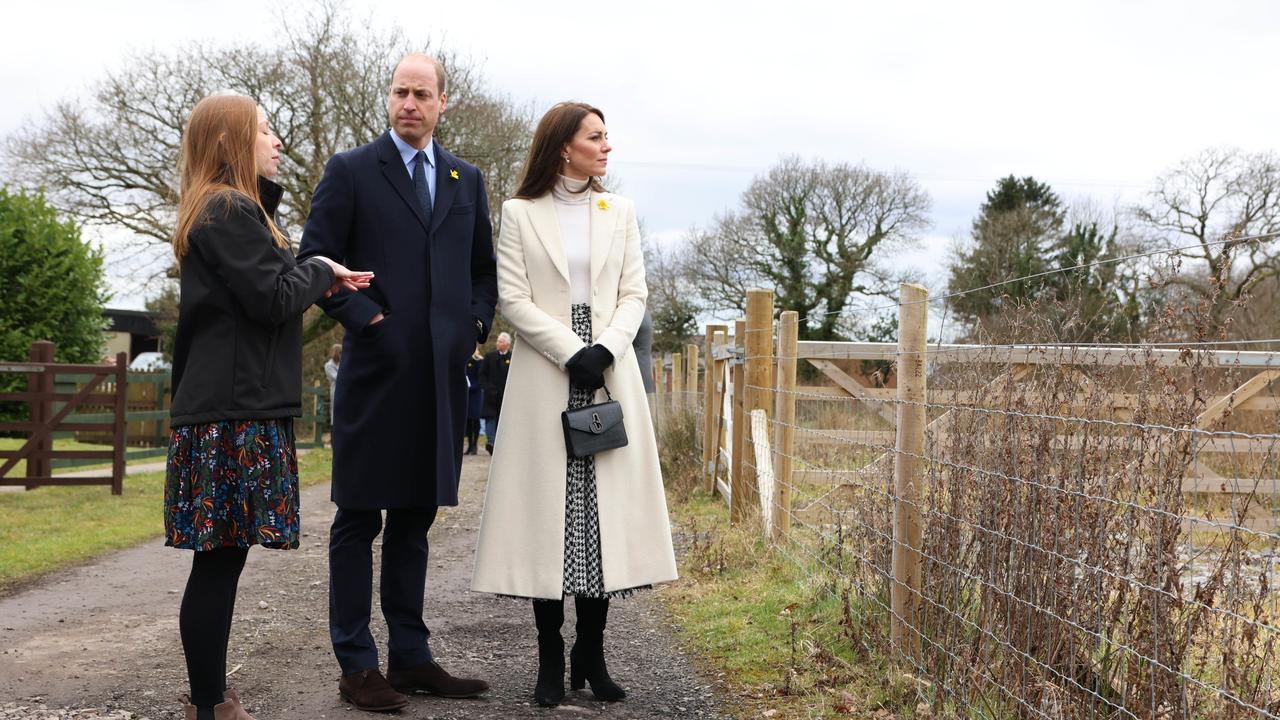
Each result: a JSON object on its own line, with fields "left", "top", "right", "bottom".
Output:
{"left": 470, "top": 190, "right": 678, "bottom": 599}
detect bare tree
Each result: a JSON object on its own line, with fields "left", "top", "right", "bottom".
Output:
{"left": 643, "top": 232, "right": 701, "bottom": 353}
{"left": 3, "top": 1, "right": 531, "bottom": 254}
{"left": 680, "top": 156, "right": 930, "bottom": 340}
{"left": 1132, "top": 147, "right": 1280, "bottom": 326}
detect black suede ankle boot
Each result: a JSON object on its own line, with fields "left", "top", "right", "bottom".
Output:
{"left": 570, "top": 597, "right": 625, "bottom": 701}
{"left": 532, "top": 599, "right": 565, "bottom": 706}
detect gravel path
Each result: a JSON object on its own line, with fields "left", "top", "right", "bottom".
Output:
{"left": 0, "top": 455, "right": 725, "bottom": 719}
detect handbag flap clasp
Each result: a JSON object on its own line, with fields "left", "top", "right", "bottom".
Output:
{"left": 565, "top": 400, "right": 624, "bottom": 434}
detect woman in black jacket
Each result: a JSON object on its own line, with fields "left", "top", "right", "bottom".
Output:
{"left": 166, "top": 94, "right": 371, "bottom": 720}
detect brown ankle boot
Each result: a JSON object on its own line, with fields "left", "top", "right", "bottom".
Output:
{"left": 179, "top": 693, "right": 246, "bottom": 720}
{"left": 224, "top": 688, "right": 257, "bottom": 719}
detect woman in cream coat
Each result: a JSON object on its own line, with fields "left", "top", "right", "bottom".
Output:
{"left": 471, "top": 102, "right": 677, "bottom": 707}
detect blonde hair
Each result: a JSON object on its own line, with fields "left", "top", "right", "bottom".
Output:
{"left": 173, "top": 94, "right": 287, "bottom": 260}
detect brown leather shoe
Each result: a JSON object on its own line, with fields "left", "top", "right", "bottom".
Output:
{"left": 339, "top": 668, "right": 410, "bottom": 712}
{"left": 387, "top": 661, "right": 490, "bottom": 698}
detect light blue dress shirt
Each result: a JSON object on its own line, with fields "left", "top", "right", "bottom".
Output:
{"left": 389, "top": 130, "right": 437, "bottom": 209}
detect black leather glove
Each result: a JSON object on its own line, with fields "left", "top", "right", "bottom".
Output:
{"left": 565, "top": 344, "right": 614, "bottom": 392}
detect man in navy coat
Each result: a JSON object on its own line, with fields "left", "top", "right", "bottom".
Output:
{"left": 299, "top": 53, "right": 496, "bottom": 711}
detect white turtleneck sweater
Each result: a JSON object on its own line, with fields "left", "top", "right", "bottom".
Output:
{"left": 552, "top": 175, "right": 593, "bottom": 305}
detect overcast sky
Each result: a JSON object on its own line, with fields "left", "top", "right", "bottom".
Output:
{"left": 4, "top": 0, "right": 1279, "bottom": 313}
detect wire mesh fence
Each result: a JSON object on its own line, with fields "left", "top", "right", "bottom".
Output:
{"left": 653, "top": 287, "right": 1280, "bottom": 719}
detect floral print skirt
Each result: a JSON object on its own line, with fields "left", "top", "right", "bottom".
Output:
{"left": 164, "top": 418, "right": 300, "bottom": 551}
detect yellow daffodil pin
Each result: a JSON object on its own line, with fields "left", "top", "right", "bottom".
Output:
{"left": 596, "top": 199, "right": 609, "bottom": 211}
{"left": 450, "top": 169, "right": 460, "bottom": 180}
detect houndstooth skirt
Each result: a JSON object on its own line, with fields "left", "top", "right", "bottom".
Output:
{"left": 563, "top": 304, "right": 646, "bottom": 599}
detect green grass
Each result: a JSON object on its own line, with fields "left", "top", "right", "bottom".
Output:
{"left": 0, "top": 447, "right": 333, "bottom": 592}
{"left": 660, "top": 490, "right": 937, "bottom": 719}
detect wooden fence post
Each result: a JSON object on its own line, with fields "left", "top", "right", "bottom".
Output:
{"left": 741, "top": 289, "right": 774, "bottom": 531}
{"left": 112, "top": 352, "right": 127, "bottom": 495}
{"left": 655, "top": 356, "right": 665, "bottom": 422}
{"left": 26, "top": 341, "right": 55, "bottom": 490}
{"left": 686, "top": 343, "right": 699, "bottom": 399}
{"left": 773, "top": 311, "right": 798, "bottom": 541}
{"left": 702, "top": 324, "right": 727, "bottom": 492}
{"left": 672, "top": 352, "right": 684, "bottom": 411}
{"left": 892, "top": 282, "right": 927, "bottom": 660}
{"left": 730, "top": 320, "right": 747, "bottom": 522}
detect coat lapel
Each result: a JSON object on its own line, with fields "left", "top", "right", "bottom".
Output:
{"left": 376, "top": 133, "right": 430, "bottom": 234}
{"left": 430, "top": 140, "right": 459, "bottom": 235}
{"left": 528, "top": 193, "right": 571, "bottom": 285}
{"left": 589, "top": 191, "right": 620, "bottom": 284}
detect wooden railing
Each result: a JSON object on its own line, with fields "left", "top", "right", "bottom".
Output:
{"left": 0, "top": 341, "right": 127, "bottom": 493}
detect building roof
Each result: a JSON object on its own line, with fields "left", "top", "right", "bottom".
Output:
{"left": 103, "top": 308, "right": 160, "bottom": 336}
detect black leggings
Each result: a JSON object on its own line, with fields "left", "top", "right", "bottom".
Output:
{"left": 180, "top": 547, "right": 248, "bottom": 708}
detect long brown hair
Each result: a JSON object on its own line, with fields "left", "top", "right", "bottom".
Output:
{"left": 513, "top": 102, "right": 606, "bottom": 200}
{"left": 172, "top": 94, "right": 288, "bottom": 260}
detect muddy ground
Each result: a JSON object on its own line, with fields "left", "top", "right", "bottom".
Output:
{"left": 0, "top": 455, "right": 726, "bottom": 720}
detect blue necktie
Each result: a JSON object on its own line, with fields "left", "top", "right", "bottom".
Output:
{"left": 412, "top": 150, "right": 433, "bottom": 229}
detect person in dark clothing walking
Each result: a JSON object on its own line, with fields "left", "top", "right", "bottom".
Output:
{"left": 478, "top": 332, "right": 512, "bottom": 453}
{"left": 464, "top": 348, "right": 484, "bottom": 455}
{"left": 165, "top": 94, "right": 371, "bottom": 720}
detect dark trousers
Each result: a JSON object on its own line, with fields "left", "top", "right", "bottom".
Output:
{"left": 329, "top": 506, "right": 439, "bottom": 675}
{"left": 464, "top": 418, "right": 480, "bottom": 451}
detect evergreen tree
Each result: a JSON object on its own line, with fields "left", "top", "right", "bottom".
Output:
{"left": 1049, "top": 222, "right": 1139, "bottom": 342}
{"left": 947, "top": 176, "right": 1064, "bottom": 331}
{"left": 1, "top": 187, "right": 107, "bottom": 421}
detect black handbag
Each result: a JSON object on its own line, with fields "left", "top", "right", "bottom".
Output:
{"left": 561, "top": 386, "right": 628, "bottom": 458}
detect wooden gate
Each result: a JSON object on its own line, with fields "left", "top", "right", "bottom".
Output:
{"left": 0, "top": 341, "right": 127, "bottom": 494}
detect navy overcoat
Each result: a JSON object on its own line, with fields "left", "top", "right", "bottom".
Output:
{"left": 299, "top": 133, "right": 497, "bottom": 508}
